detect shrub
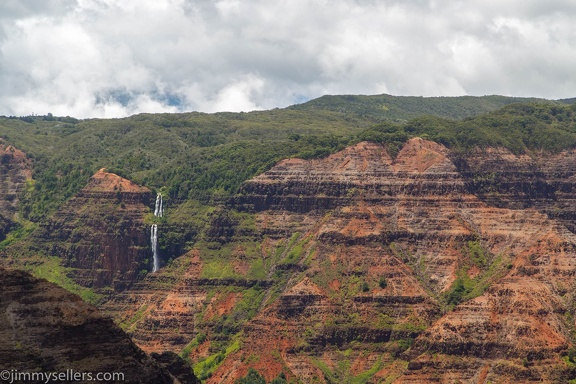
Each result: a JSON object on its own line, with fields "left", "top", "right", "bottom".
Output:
{"left": 379, "top": 276, "right": 388, "bottom": 289}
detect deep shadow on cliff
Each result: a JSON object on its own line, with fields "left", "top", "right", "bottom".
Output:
{"left": 0, "top": 267, "right": 199, "bottom": 384}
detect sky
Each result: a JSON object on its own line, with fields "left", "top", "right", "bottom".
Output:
{"left": 1, "top": 0, "right": 575, "bottom": 118}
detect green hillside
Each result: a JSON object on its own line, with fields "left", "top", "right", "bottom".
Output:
{"left": 0, "top": 94, "right": 574, "bottom": 222}
{"left": 290, "top": 94, "right": 562, "bottom": 121}
{"left": 2, "top": 94, "right": 576, "bottom": 383}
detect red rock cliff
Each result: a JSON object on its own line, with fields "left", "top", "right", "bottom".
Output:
{"left": 104, "top": 139, "right": 576, "bottom": 383}
{"left": 32, "top": 169, "right": 153, "bottom": 292}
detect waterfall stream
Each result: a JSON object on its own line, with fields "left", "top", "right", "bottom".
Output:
{"left": 154, "top": 193, "right": 164, "bottom": 217}
{"left": 151, "top": 224, "right": 159, "bottom": 272}
{"left": 151, "top": 193, "right": 163, "bottom": 272}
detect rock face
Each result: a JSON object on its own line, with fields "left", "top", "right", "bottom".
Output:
{"left": 32, "top": 169, "right": 153, "bottom": 291}
{"left": 0, "top": 267, "right": 199, "bottom": 384}
{"left": 399, "top": 278, "right": 574, "bottom": 383}
{"left": 457, "top": 147, "right": 576, "bottom": 233}
{"left": 101, "top": 251, "right": 204, "bottom": 354}
{"left": 236, "top": 139, "right": 470, "bottom": 213}
{"left": 102, "top": 139, "right": 576, "bottom": 383}
{"left": 0, "top": 140, "right": 32, "bottom": 237}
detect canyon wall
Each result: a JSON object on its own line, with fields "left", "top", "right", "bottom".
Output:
{"left": 104, "top": 138, "right": 576, "bottom": 383}
{"left": 5, "top": 137, "right": 576, "bottom": 382}
{"left": 30, "top": 169, "right": 153, "bottom": 292}
{"left": 0, "top": 139, "right": 32, "bottom": 237}
{"left": 0, "top": 267, "right": 199, "bottom": 384}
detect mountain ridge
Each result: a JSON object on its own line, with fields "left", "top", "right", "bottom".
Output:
{"left": 2, "top": 95, "right": 576, "bottom": 382}
{"left": 290, "top": 93, "right": 567, "bottom": 121}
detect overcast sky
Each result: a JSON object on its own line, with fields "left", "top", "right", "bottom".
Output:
{"left": 1, "top": 0, "right": 575, "bottom": 118}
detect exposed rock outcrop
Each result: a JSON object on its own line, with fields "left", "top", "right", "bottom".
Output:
{"left": 101, "top": 251, "right": 204, "bottom": 354}
{"left": 101, "top": 139, "right": 576, "bottom": 383}
{"left": 31, "top": 169, "right": 153, "bottom": 291}
{"left": 456, "top": 147, "right": 576, "bottom": 233}
{"left": 0, "top": 267, "right": 199, "bottom": 384}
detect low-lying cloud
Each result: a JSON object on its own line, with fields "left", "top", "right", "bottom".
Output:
{"left": 1, "top": 0, "right": 575, "bottom": 118}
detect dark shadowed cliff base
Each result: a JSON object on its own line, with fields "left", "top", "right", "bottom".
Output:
{"left": 0, "top": 267, "right": 199, "bottom": 384}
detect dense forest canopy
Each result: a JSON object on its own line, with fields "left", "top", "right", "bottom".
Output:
{"left": 0, "top": 95, "right": 574, "bottom": 221}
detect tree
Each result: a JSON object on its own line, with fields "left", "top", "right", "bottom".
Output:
{"left": 235, "top": 368, "right": 266, "bottom": 384}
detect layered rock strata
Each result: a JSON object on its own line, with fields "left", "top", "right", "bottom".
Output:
{"left": 32, "top": 169, "right": 153, "bottom": 291}
{"left": 214, "top": 140, "right": 576, "bottom": 382}
{"left": 456, "top": 147, "right": 576, "bottom": 233}
{"left": 103, "top": 139, "right": 576, "bottom": 383}
{"left": 0, "top": 267, "right": 199, "bottom": 384}
{"left": 102, "top": 251, "right": 204, "bottom": 354}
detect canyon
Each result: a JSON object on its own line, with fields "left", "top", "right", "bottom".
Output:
{"left": 99, "top": 139, "right": 576, "bottom": 382}
{"left": 3, "top": 128, "right": 576, "bottom": 382}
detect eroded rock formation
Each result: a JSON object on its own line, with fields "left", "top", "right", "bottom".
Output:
{"left": 38, "top": 138, "right": 576, "bottom": 383}
{"left": 0, "top": 267, "right": 199, "bottom": 384}
{"left": 31, "top": 169, "right": 153, "bottom": 291}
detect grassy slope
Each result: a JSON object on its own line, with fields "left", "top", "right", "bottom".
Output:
{"left": 290, "top": 94, "right": 560, "bottom": 121}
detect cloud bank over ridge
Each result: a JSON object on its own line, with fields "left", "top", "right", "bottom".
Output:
{"left": 1, "top": 0, "right": 575, "bottom": 118}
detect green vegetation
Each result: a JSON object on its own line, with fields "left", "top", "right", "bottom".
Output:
{"left": 198, "top": 240, "right": 264, "bottom": 279}
{"left": 310, "top": 353, "right": 384, "bottom": 384}
{"left": 0, "top": 221, "right": 37, "bottom": 251}
{"left": 234, "top": 369, "right": 289, "bottom": 384}
{"left": 360, "top": 103, "right": 576, "bottom": 156}
{"left": 291, "top": 94, "right": 558, "bottom": 122}
{"left": 445, "top": 276, "right": 473, "bottom": 306}
{"left": 120, "top": 304, "right": 149, "bottom": 332}
{"left": 282, "top": 232, "right": 312, "bottom": 265}
{"left": 2, "top": 96, "right": 572, "bottom": 224}
{"left": 444, "top": 243, "right": 508, "bottom": 308}
{"left": 378, "top": 276, "right": 388, "bottom": 289}
{"left": 31, "top": 257, "right": 103, "bottom": 304}
{"left": 194, "top": 337, "right": 241, "bottom": 381}
{"left": 180, "top": 332, "right": 207, "bottom": 363}
{"left": 467, "top": 240, "right": 487, "bottom": 267}
{"left": 235, "top": 368, "right": 266, "bottom": 384}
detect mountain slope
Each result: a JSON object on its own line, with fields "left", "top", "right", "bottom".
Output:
{"left": 2, "top": 97, "right": 576, "bottom": 383}
{"left": 101, "top": 138, "right": 576, "bottom": 383}
{"left": 290, "top": 94, "right": 562, "bottom": 121}
{"left": 0, "top": 95, "right": 570, "bottom": 222}
{"left": 0, "top": 267, "right": 199, "bottom": 384}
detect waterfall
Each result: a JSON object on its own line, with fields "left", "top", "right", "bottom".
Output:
{"left": 154, "top": 194, "right": 164, "bottom": 217}
{"left": 151, "top": 193, "right": 163, "bottom": 272}
{"left": 151, "top": 224, "right": 159, "bottom": 272}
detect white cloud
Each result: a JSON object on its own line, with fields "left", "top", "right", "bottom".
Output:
{"left": 0, "top": 0, "right": 575, "bottom": 118}
{"left": 203, "top": 74, "right": 265, "bottom": 113}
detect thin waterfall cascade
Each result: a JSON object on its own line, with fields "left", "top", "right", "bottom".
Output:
{"left": 151, "top": 224, "right": 159, "bottom": 272}
{"left": 151, "top": 193, "right": 164, "bottom": 272}
{"left": 154, "top": 194, "right": 164, "bottom": 217}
